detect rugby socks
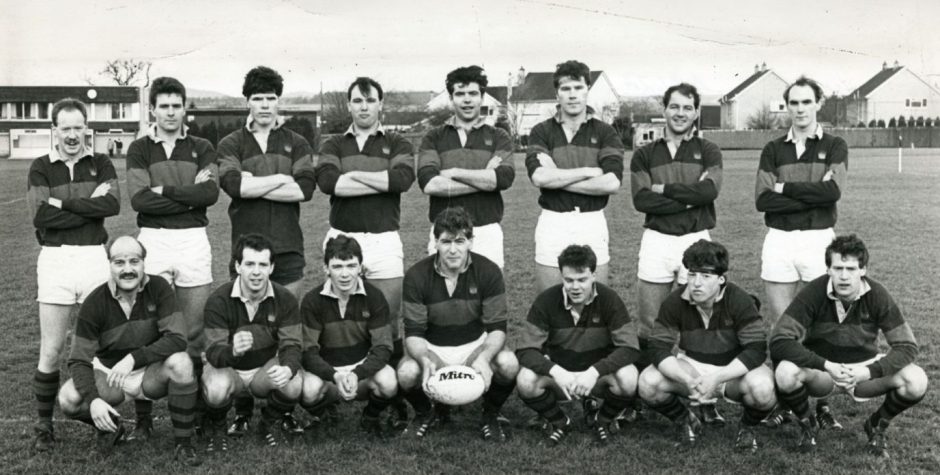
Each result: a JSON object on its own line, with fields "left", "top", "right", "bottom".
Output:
{"left": 33, "top": 370, "right": 59, "bottom": 427}
{"left": 261, "top": 391, "right": 294, "bottom": 424}
{"left": 190, "top": 358, "right": 206, "bottom": 416}
{"left": 204, "top": 401, "right": 232, "bottom": 431}
{"left": 234, "top": 393, "right": 254, "bottom": 419}
{"left": 301, "top": 385, "right": 341, "bottom": 418}
{"left": 741, "top": 405, "right": 773, "bottom": 427}
{"left": 482, "top": 377, "right": 516, "bottom": 415}
{"left": 167, "top": 379, "right": 197, "bottom": 446}
{"left": 598, "top": 386, "right": 635, "bottom": 424}
{"left": 870, "top": 390, "right": 924, "bottom": 427}
{"left": 403, "top": 387, "right": 433, "bottom": 416}
{"left": 520, "top": 391, "right": 568, "bottom": 427}
{"left": 134, "top": 400, "right": 153, "bottom": 422}
{"left": 363, "top": 392, "right": 393, "bottom": 419}
{"left": 776, "top": 386, "right": 811, "bottom": 420}
{"left": 648, "top": 395, "right": 688, "bottom": 422}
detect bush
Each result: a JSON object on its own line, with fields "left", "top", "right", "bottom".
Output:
{"left": 856, "top": 121, "right": 866, "bottom": 128}
{"left": 916, "top": 116, "right": 925, "bottom": 127}
{"left": 897, "top": 116, "right": 906, "bottom": 127}
{"left": 877, "top": 119, "right": 886, "bottom": 128}
{"left": 868, "top": 119, "right": 877, "bottom": 128}
{"left": 888, "top": 117, "right": 897, "bottom": 127}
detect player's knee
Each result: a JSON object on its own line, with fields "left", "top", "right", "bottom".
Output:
{"left": 301, "top": 373, "right": 325, "bottom": 402}
{"left": 165, "top": 352, "right": 194, "bottom": 383}
{"left": 202, "top": 375, "right": 233, "bottom": 406}
{"left": 57, "top": 382, "right": 82, "bottom": 415}
{"left": 774, "top": 361, "right": 801, "bottom": 391}
{"left": 742, "top": 369, "right": 776, "bottom": 408}
{"left": 613, "top": 365, "right": 639, "bottom": 396}
{"left": 899, "top": 364, "right": 929, "bottom": 399}
{"left": 280, "top": 372, "right": 303, "bottom": 400}
{"left": 638, "top": 366, "right": 667, "bottom": 402}
{"left": 397, "top": 359, "right": 421, "bottom": 389}
{"left": 494, "top": 351, "right": 519, "bottom": 379}
{"left": 373, "top": 366, "right": 399, "bottom": 398}
{"left": 515, "top": 368, "right": 541, "bottom": 397}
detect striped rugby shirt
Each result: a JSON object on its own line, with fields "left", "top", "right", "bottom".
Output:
{"left": 27, "top": 148, "right": 120, "bottom": 246}
{"left": 755, "top": 126, "right": 848, "bottom": 231}
{"left": 315, "top": 125, "right": 415, "bottom": 233}
{"left": 517, "top": 283, "right": 640, "bottom": 376}
{"left": 403, "top": 253, "right": 507, "bottom": 346}
{"left": 630, "top": 134, "right": 722, "bottom": 236}
{"left": 417, "top": 119, "right": 515, "bottom": 225}
{"left": 648, "top": 282, "right": 766, "bottom": 369}
{"left": 770, "top": 275, "right": 917, "bottom": 379}
{"left": 68, "top": 275, "right": 186, "bottom": 401}
{"left": 300, "top": 279, "right": 393, "bottom": 380}
{"left": 203, "top": 278, "right": 302, "bottom": 375}
{"left": 126, "top": 126, "right": 220, "bottom": 229}
{"left": 218, "top": 119, "right": 316, "bottom": 255}
{"left": 525, "top": 114, "right": 624, "bottom": 212}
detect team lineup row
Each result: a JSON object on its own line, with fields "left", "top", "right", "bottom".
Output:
{"left": 26, "top": 61, "right": 926, "bottom": 467}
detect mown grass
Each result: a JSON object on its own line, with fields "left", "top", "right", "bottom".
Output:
{"left": 1, "top": 148, "right": 938, "bottom": 474}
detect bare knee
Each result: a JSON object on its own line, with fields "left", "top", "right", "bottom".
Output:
{"left": 774, "top": 361, "right": 802, "bottom": 391}
{"left": 898, "top": 364, "right": 929, "bottom": 399}
{"left": 515, "top": 368, "right": 541, "bottom": 398}
{"left": 202, "top": 372, "right": 234, "bottom": 406}
{"left": 397, "top": 359, "right": 421, "bottom": 389}
{"left": 493, "top": 351, "right": 519, "bottom": 380}
{"left": 372, "top": 366, "right": 398, "bottom": 398}
{"left": 611, "top": 365, "right": 638, "bottom": 397}
{"left": 301, "top": 373, "right": 326, "bottom": 404}
{"left": 742, "top": 368, "right": 776, "bottom": 409}
{"left": 638, "top": 366, "right": 669, "bottom": 403}
{"left": 164, "top": 353, "right": 194, "bottom": 383}
{"left": 279, "top": 372, "right": 303, "bottom": 400}
{"left": 58, "top": 380, "right": 83, "bottom": 415}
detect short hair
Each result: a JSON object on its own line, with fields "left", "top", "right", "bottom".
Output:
{"left": 232, "top": 233, "right": 275, "bottom": 264}
{"left": 106, "top": 236, "right": 147, "bottom": 260}
{"left": 783, "top": 76, "right": 824, "bottom": 103}
{"left": 432, "top": 207, "right": 474, "bottom": 240}
{"left": 149, "top": 76, "right": 187, "bottom": 107}
{"left": 682, "top": 240, "right": 729, "bottom": 275}
{"left": 553, "top": 60, "right": 591, "bottom": 89}
{"left": 446, "top": 66, "right": 488, "bottom": 95}
{"left": 825, "top": 234, "right": 869, "bottom": 269}
{"left": 347, "top": 77, "right": 384, "bottom": 101}
{"left": 557, "top": 245, "right": 597, "bottom": 273}
{"left": 51, "top": 98, "right": 88, "bottom": 126}
{"left": 242, "top": 66, "right": 284, "bottom": 98}
{"left": 323, "top": 234, "right": 364, "bottom": 265}
{"left": 662, "top": 82, "right": 701, "bottom": 109}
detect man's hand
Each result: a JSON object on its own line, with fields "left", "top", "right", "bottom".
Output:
{"left": 107, "top": 354, "right": 135, "bottom": 389}
{"left": 90, "top": 398, "right": 121, "bottom": 432}
{"left": 822, "top": 170, "right": 834, "bottom": 181}
{"left": 699, "top": 170, "right": 709, "bottom": 181}
{"left": 420, "top": 356, "right": 440, "bottom": 392}
{"left": 689, "top": 372, "right": 722, "bottom": 402}
{"left": 824, "top": 360, "right": 854, "bottom": 388}
{"left": 232, "top": 331, "right": 253, "bottom": 357}
{"left": 571, "top": 367, "right": 599, "bottom": 398}
{"left": 549, "top": 366, "right": 577, "bottom": 400}
{"left": 194, "top": 168, "right": 213, "bottom": 184}
{"left": 536, "top": 152, "right": 556, "bottom": 168}
{"left": 241, "top": 171, "right": 254, "bottom": 178}
{"left": 844, "top": 364, "right": 872, "bottom": 386}
{"left": 440, "top": 168, "right": 457, "bottom": 179}
{"left": 773, "top": 182, "right": 785, "bottom": 193}
{"left": 150, "top": 186, "right": 164, "bottom": 195}
{"left": 266, "top": 365, "right": 292, "bottom": 388}
{"left": 90, "top": 182, "right": 111, "bottom": 198}
{"left": 470, "top": 357, "right": 494, "bottom": 391}
{"left": 485, "top": 156, "right": 502, "bottom": 169}
{"left": 651, "top": 184, "right": 665, "bottom": 194}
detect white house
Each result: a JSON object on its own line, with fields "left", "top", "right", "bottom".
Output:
{"left": 507, "top": 68, "right": 620, "bottom": 136}
{"left": 719, "top": 64, "right": 789, "bottom": 130}
{"left": 845, "top": 62, "right": 940, "bottom": 126}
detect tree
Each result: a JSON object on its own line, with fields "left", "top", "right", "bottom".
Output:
{"left": 898, "top": 116, "right": 907, "bottom": 127}
{"left": 888, "top": 117, "right": 897, "bottom": 127}
{"left": 320, "top": 91, "right": 352, "bottom": 134}
{"left": 98, "top": 58, "right": 153, "bottom": 86}
{"left": 611, "top": 115, "right": 632, "bottom": 148}
{"left": 746, "top": 103, "right": 782, "bottom": 130}
{"left": 916, "top": 116, "right": 925, "bottom": 127}
{"left": 868, "top": 119, "right": 877, "bottom": 128}
{"left": 856, "top": 121, "right": 866, "bottom": 128}
{"left": 935, "top": 116, "right": 940, "bottom": 127}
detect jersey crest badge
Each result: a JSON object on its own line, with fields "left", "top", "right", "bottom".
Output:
{"left": 469, "top": 285, "right": 478, "bottom": 295}
{"left": 484, "top": 138, "right": 493, "bottom": 146}
{"left": 362, "top": 310, "right": 370, "bottom": 318}
{"left": 590, "top": 136, "right": 597, "bottom": 145}
{"left": 817, "top": 151, "right": 826, "bottom": 160}
{"left": 267, "top": 313, "right": 276, "bottom": 323}
{"left": 284, "top": 144, "right": 292, "bottom": 154}
{"left": 192, "top": 151, "right": 198, "bottom": 159}
{"left": 382, "top": 146, "right": 391, "bottom": 155}
{"left": 146, "top": 303, "right": 156, "bottom": 313}
{"left": 693, "top": 152, "right": 702, "bottom": 160}
{"left": 89, "top": 168, "right": 97, "bottom": 177}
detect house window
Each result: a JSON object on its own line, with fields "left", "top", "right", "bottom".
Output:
{"left": 481, "top": 106, "right": 490, "bottom": 116}
{"left": 0, "top": 103, "right": 7, "bottom": 119}
{"left": 111, "top": 103, "right": 126, "bottom": 119}
{"left": 908, "top": 99, "right": 926, "bottom": 108}
{"left": 771, "top": 100, "right": 786, "bottom": 112}
{"left": 38, "top": 103, "right": 50, "bottom": 120}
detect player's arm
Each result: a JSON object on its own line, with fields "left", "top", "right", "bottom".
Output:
{"left": 661, "top": 141, "right": 723, "bottom": 206}
{"left": 648, "top": 299, "right": 696, "bottom": 387}
{"left": 27, "top": 162, "right": 91, "bottom": 229}
{"left": 299, "top": 294, "right": 338, "bottom": 381}
{"left": 160, "top": 142, "right": 221, "bottom": 208}
{"left": 524, "top": 124, "right": 599, "bottom": 189}
{"left": 402, "top": 270, "right": 437, "bottom": 371}
{"left": 59, "top": 156, "right": 121, "bottom": 218}
{"left": 561, "top": 127, "right": 624, "bottom": 195}
{"left": 315, "top": 139, "right": 379, "bottom": 197}
{"left": 260, "top": 141, "right": 316, "bottom": 203}
{"left": 417, "top": 131, "right": 479, "bottom": 197}
{"left": 630, "top": 148, "right": 689, "bottom": 214}
{"left": 778, "top": 138, "right": 847, "bottom": 205}
{"left": 353, "top": 293, "right": 394, "bottom": 381}
{"left": 67, "top": 303, "right": 104, "bottom": 403}
{"left": 379, "top": 135, "right": 416, "bottom": 193}
{"left": 474, "top": 264, "right": 509, "bottom": 367}
{"left": 203, "top": 294, "right": 238, "bottom": 368}
{"left": 515, "top": 302, "right": 555, "bottom": 376}
{"left": 126, "top": 142, "right": 193, "bottom": 215}
{"left": 755, "top": 144, "right": 813, "bottom": 212}
{"left": 275, "top": 293, "right": 303, "bottom": 377}
{"left": 590, "top": 293, "right": 641, "bottom": 376}
{"left": 129, "top": 280, "right": 187, "bottom": 368}
{"left": 728, "top": 292, "right": 769, "bottom": 375}
{"left": 768, "top": 292, "right": 828, "bottom": 370}
{"left": 865, "top": 289, "right": 918, "bottom": 380}
{"left": 561, "top": 170, "right": 620, "bottom": 195}
{"left": 217, "top": 135, "right": 288, "bottom": 198}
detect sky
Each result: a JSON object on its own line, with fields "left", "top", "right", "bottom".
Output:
{"left": 2, "top": 0, "right": 938, "bottom": 98}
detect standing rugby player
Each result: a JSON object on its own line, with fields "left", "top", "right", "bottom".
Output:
{"left": 418, "top": 65, "right": 515, "bottom": 268}
{"left": 526, "top": 60, "right": 624, "bottom": 293}
{"left": 27, "top": 98, "right": 120, "bottom": 452}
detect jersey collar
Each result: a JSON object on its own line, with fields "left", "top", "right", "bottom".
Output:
{"left": 785, "top": 123, "right": 824, "bottom": 143}
{"left": 230, "top": 276, "right": 276, "bottom": 303}
{"left": 147, "top": 123, "right": 188, "bottom": 143}
{"left": 49, "top": 145, "right": 92, "bottom": 163}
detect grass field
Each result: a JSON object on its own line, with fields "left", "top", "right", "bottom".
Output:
{"left": 1, "top": 148, "right": 939, "bottom": 474}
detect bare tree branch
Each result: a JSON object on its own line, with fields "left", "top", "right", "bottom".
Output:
{"left": 98, "top": 58, "right": 153, "bottom": 86}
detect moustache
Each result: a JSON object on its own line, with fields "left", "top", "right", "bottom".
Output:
{"left": 120, "top": 272, "right": 139, "bottom": 280}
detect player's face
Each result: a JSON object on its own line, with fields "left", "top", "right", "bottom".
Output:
{"left": 663, "top": 91, "right": 698, "bottom": 136}
{"left": 325, "top": 256, "right": 362, "bottom": 295}
{"left": 348, "top": 86, "right": 382, "bottom": 129}
{"left": 786, "top": 85, "right": 820, "bottom": 130}
{"left": 556, "top": 76, "right": 589, "bottom": 117}
{"left": 435, "top": 231, "right": 472, "bottom": 272}
{"left": 686, "top": 270, "right": 724, "bottom": 305}
{"left": 451, "top": 82, "right": 483, "bottom": 122}
{"left": 235, "top": 248, "right": 274, "bottom": 294}
{"left": 247, "top": 92, "right": 280, "bottom": 127}
{"left": 561, "top": 266, "right": 595, "bottom": 305}
{"left": 53, "top": 109, "right": 87, "bottom": 159}
{"left": 109, "top": 250, "right": 145, "bottom": 292}
{"left": 152, "top": 93, "right": 185, "bottom": 135}
{"left": 827, "top": 253, "right": 866, "bottom": 300}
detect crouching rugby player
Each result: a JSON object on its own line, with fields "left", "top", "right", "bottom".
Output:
{"left": 58, "top": 236, "right": 200, "bottom": 466}
{"left": 516, "top": 244, "right": 640, "bottom": 445}
{"left": 638, "top": 240, "right": 775, "bottom": 450}
{"left": 771, "top": 234, "right": 928, "bottom": 456}
{"left": 299, "top": 235, "right": 397, "bottom": 436}
{"left": 201, "top": 234, "right": 303, "bottom": 450}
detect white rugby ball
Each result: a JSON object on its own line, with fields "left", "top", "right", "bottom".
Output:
{"left": 425, "top": 365, "right": 485, "bottom": 406}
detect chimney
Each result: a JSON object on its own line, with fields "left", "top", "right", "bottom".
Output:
{"left": 882, "top": 61, "right": 888, "bottom": 70}
{"left": 761, "top": 62, "right": 767, "bottom": 72}
{"left": 507, "top": 72, "right": 513, "bottom": 102}
{"left": 517, "top": 66, "right": 526, "bottom": 86}
{"left": 893, "top": 60, "right": 900, "bottom": 68}
{"left": 754, "top": 64, "right": 759, "bottom": 74}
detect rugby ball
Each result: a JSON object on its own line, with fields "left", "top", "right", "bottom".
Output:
{"left": 425, "top": 365, "right": 485, "bottom": 406}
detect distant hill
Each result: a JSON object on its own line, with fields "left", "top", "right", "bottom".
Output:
{"left": 187, "top": 88, "right": 233, "bottom": 98}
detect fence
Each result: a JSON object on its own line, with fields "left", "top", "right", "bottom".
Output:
{"left": 702, "top": 127, "right": 940, "bottom": 149}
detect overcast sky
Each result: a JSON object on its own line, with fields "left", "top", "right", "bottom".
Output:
{"left": 2, "top": 0, "right": 938, "bottom": 98}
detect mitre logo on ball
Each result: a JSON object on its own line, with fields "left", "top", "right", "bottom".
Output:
{"left": 425, "top": 365, "right": 485, "bottom": 405}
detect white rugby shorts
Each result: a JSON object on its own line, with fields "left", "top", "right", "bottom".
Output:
{"left": 638, "top": 229, "right": 711, "bottom": 284}
{"left": 761, "top": 228, "right": 835, "bottom": 283}
{"left": 324, "top": 228, "right": 404, "bottom": 279}
{"left": 427, "top": 333, "right": 489, "bottom": 367}
{"left": 427, "top": 223, "right": 504, "bottom": 269}
{"left": 93, "top": 357, "right": 151, "bottom": 401}
{"left": 37, "top": 245, "right": 109, "bottom": 305}
{"left": 138, "top": 227, "right": 213, "bottom": 287}
{"left": 534, "top": 209, "right": 609, "bottom": 266}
